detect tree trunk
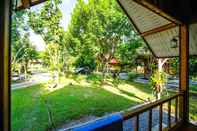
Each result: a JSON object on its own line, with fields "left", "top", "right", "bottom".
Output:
{"left": 156, "top": 58, "right": 168, "bottom": 99}
{"left": 101, "top": 62, "right": 107, "bottom": 83}
{"left": 156, "top": 92, "right": 161, "bottom": 100}
{"left": 24, "top": 61, "right": 28, "bottom": 80}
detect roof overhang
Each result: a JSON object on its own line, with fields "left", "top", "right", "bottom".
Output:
{"left": 15, "top": 0, "right": 197, "bottom": 58}
{"left": 118, "top": 0, "right": 197, "bottom": 58}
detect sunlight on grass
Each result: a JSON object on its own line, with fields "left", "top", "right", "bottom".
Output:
{"left": 44, "top": 76, "right": 92, "bottom": 93}
{"left": 12, "top": 82, "right": 136, "bottom": 131}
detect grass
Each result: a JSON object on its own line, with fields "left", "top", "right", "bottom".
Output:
{"left": 189, "top": 84, "right": 197, "bottom": 121}
{"left": 11, "top": 74, "right": 197, "bottom": 131}
{"left": 189, "top": 84, "right": 197, "bottom": 94}
{"left": 12, "top": 74, "right": 153, "bottom": 131}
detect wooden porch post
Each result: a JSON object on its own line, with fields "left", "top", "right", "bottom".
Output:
{"left": 0, "top": 0, "right": 11, "bottom": 130}
{"left": 179, "top": 24, "right": 189, "bottom": 123}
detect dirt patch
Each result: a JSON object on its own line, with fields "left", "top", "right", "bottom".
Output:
{"left": 57, "top": 115, "right": 98, "bottom": 131}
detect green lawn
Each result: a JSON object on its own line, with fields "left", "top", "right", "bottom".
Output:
{"left": 189, "top": 84, "right": 197, "bottom": 121}
{"left": 12, "top": 75, "right": 154, "bottom": 131}
{"left": 11, "top": 75, "right": 197, "bottom": 131}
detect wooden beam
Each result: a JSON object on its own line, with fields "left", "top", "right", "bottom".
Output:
{"left": 179, "top": 24, "right": 189, "bottom": 122}
{"left": 0, "top": 0, "right": 11, "bottom": 130}
{"left": 141, "top": 23, "right": 177, "bottom": 37}
{"left": 17, "top": 0, "right": 47, "bottom": 11}
{"left": 22, "top": 0, "right": 30, "bottom": 8}
{"left": 134, "top": 0, "right": 182, "bottom": 25}
{"left": 30, "top": 0, "right": 47, "bottom": 7}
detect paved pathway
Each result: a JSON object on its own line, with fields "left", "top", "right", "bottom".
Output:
{"left": 123, "top": 109, "right": 174, "bottom": 131}
{"left": 134, "top": 77, "right": 197, "bottom": 89}
{"left": 11, "top": 72, "right": 51, "bottom": 90}
{"left": 63, "top": 109, "right": 173, "bottom": 131}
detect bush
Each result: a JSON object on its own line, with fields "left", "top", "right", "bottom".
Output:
{"left": 86, "top": 74, "right": 102, "bottom": 82}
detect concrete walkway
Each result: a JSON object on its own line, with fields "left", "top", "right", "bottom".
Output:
{"left": 11, "top": 72, "right": 51, "bottom": 90}
{"left": 123, "top": 109, "right": 173, "bottom": 131}
{"left": 11, "top": 80, "right": 39, "bottom": 90}
{"left": 134, "top": 77, "right": 197, "bottom": 89}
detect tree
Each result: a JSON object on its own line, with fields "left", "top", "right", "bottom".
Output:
{"left": 67, "top": 0, "right": 143, "bottom": 81}
{"left": 28, "top": 0, "right": 68, "bottom": 82}
{"left": 11, "top": 10, "right": 38, "bottom": 80}
{"left": 21, "top": 33, "right": 38, "bottom": 79}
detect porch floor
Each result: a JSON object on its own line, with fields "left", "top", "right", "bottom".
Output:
{"left": 175, "top": 123, "right": 197, "bottom": 131}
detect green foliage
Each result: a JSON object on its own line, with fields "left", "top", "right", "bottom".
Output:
{"left": 13, "top": 0, "right": 147, "bottom": 77}
{"left": 189, "top": 57, "right": 197, "bottom": 77}
{"left": 28, "top": 0, "right": 70, "bottom": 78}
{"left": 74, "top": 48, "right": 96, "bottom": 70}
{"left": 86, "top": 74, "right": 102, "bottom": 82}
{"left": 67, "top": 0, "right": 143, "bottom": 72}
{"left": 11, "top": 10, "right": 38, "bottom": 75}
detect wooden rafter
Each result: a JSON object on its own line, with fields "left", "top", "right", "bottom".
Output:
{"left": 134, "top": 0, "right": 182, "bottom": 25}
{"left": 17, "top": 0, "right": 47, "bottom": 10}
{"left": 117, "top": 0, "right": 158, "bottom": 57}
{"left": 140, "top": 23, "right": 177, "bottom": 37}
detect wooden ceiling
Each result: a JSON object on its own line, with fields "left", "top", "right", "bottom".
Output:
{"left": 139, "top": 0, "right": 197, "bottom": 24}
{"left": 17, "top": 0, "right": 197, "bottom": 24}
{"left": 118, "top": 0, "right": 197, "bottom": 58}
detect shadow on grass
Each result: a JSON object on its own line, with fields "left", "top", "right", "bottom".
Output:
{"left": 123, "top": 80, "right": 152, "bottom": 94}
{"left": 41, "top": 84, "right": 140, "bottom": 130}
{"left": 117, "top": 88, "right": 146, "bottom": 102}
{"left": 12, "top": 78, "right": 155, "bottom": 131}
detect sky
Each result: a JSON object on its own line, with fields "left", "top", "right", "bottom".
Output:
{"left": 29, "top": 0, "right": 78, "bottom": 51}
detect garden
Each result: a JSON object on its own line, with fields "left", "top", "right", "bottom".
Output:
{"left": 11, "top": 0, "right": 197, "bottom": 130}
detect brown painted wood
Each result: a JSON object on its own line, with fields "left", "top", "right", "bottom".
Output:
{"left": 148, "top": 109, "right": 152, "bottom": 131}
{"left": 175, "top": 97, "right": 178, "bottom": 123}
{"left": 179, "top": 24, "right": 189, "bottom": 122}
{"left": 140, "top": 23, "right": 177, "bottom": 37}
{"left": 168, "top": 100, "right": 171, "bottom": 128}
{"left": 123, "top": 93, "right": 183, "bottom": 120}
{"left": 159, "top": 104, "right": 163, "bottom": 131}
{"left": 0, "top": 0, "right": 11, "bottom": 130}
{"left": 22, "top": 0, "right": 30, "bottom": 8}
{"left": 175, "top": 122, "right": 197, "bottom": 131}
{"left": 135, "top": 115, "right": 139, "bottom": 131}
{"left": 17, "top": 0, "right": 47, "bottom": 10}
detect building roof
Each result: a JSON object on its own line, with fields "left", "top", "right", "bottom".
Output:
{"left": 118, "top": 0, "right": 197, "bottom": 58}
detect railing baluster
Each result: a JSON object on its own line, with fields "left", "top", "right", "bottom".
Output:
{"left": 159, "top": 104, "right": 163, "bottom": 131}
{"left": 122, "top": 93, "right": 183, "bottom": 131}
{"left": 175, "top": 97, "right": 178, "bottom": 122}
{"left": 168, "top": 100, "right": 171, "bottom": 128}
{"left": 135, "top": 115, "right": 139, "bottom": 131}
{"left": 148, "top": 109, "right": 152, "bottom": 131}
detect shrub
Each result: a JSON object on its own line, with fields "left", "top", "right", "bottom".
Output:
{"left": 86, "top": 74, "right": 102, "bottom": 82}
